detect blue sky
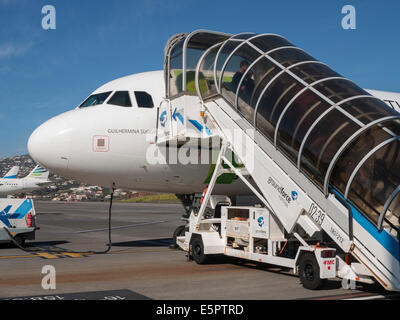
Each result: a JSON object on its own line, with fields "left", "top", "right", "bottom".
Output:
{"left": 0, "top": 0, "right": 399, "bottom": 158}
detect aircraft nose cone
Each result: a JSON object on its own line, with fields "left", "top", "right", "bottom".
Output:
{"left": 28, "top": 115, "right": 71, "bottom": 174}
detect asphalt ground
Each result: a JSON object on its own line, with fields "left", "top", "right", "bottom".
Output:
{"left": 0, "top": 201, "right": 398, "bottom": 300}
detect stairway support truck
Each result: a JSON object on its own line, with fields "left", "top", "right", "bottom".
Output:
{"left": 177, "top": 143, "right": 338, "bottom": 290}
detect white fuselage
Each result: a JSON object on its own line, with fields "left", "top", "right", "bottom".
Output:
{"left": 365, "top": 89, "right": 400, "bottom": 112}
{"left": 0, "top": 177, "right": 48, "bottom": 195}
{"left": 27, "top": 71, "right": 247, "bottom": 195}
{"left": 27, "top": 71, "right": 400, "bottom": 195}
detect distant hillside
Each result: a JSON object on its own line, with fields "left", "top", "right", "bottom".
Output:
{"left": 0, "top": 154, "right": 36, "bottom": 178}
{"left": 0, "top": 154, "right": 70, "bottom": 182}
{"left": 0, "top": 154, "right": 163, "bottom": 202}
{"left": 0, "top": 154, "right": 80, "bottom": 197}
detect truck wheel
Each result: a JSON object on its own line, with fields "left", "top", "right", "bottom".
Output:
{"left": 170, "top": 225, "right": 187, "bottom": 249}
{"left": 191, "top": 238, "right": 208, "bottom": 264}
{"left": 299, "top": 253, "right": 326, "bottom": 290}
{"left": 14, "top": 235, "right": 25, "bottom": 248}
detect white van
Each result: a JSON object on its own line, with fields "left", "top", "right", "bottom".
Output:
{"left": 0, "top": 198, "right": 38, "bottom": 247}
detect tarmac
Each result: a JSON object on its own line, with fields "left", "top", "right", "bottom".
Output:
{"left": 0, "top": 201, "right": 398, "bottom": 300}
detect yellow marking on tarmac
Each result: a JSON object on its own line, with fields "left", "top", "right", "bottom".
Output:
{"left": 0, "top": 248, "right": 169, "bottom": 260}
{"left": 0, "top": 251, "right": 92, "bottom": 260}
{"left": 36, "top": 252, "right": 59, "bottom": 259}
{"left": 0, "top": 254, "right": 36, "bottom": 259}
{"left": 34, "top": 252, "right": 94, "bottom": 259}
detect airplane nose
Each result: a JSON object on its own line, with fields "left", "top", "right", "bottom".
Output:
{"left": 28, "top": 115, "right": 71, "bottom": 174}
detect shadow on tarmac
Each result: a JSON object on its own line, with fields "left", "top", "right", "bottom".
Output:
{"left": 112, "top": 238, "right": 173, "bottom": 248}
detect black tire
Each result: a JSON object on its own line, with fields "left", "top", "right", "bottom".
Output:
{"left": 170, "top": 225, "right": 187, "bottom": 249}
{"left": 191, "top": 237, "right": 208, "bottom": 264}
{"left": 14, "top": 235, "right": 25, "bottom": 248}
{"left": 298, "top": 253, "right": 326, "bottom": 290}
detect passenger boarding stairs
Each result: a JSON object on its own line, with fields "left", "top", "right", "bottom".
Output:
{"left": 159, "top": 30, "right": 400, "bottom": 291}
{"left": 158, "top": 92, "right": 399, "bottom": 291}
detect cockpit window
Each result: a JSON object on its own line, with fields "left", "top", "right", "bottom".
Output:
{"left": 108, "top": 91, "right": 132, "bottom": 107}
{"left": 79, "top": 92, "right": 112, "bottom": 108}
{"left": 135, "top": 91, "right": 154, "bottom": 108}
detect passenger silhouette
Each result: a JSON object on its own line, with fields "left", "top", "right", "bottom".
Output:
{"left": 230, "top": 60, "right": 254, "bottom": 103}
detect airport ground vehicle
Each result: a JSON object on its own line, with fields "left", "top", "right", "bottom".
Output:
{"left": 180, "top": 204, "right": 338, "bottom": 289}
{"left": 163, "top": 30, "right": 400, "bottom": 290}
{"left": 0, "top": 198, "right": 37, "bottom": 247}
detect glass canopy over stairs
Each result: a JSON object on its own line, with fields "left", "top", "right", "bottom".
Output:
{"left": 163, "top": 30, "right": 400, "bottom": 235}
